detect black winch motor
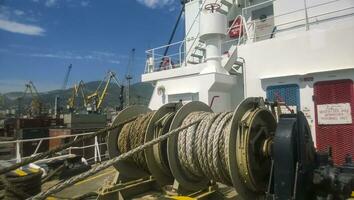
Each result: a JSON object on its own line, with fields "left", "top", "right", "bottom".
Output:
{"left": 267, "top": 112, "right": 354, "bottom": 200}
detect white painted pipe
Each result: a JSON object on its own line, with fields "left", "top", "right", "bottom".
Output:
{"left": 205, "top": 36, "right": 223, "bottom": 69}
{"left": 199, "top": 11, "right": 228, "bottom": 74}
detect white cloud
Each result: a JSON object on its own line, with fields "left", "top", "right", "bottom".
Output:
{"left": 0, "top": 6, "right": 44, "bottom": 36}
{"left": 0, "top": 19, "right": 45, "bottom": 36}
{"left": 136, "top": 0, "right": 174, "bottom": 9}
{"left": 92, "top": 51, "right": 115, "bottom": 57}
{"left": 81, "top": 1, "right": 89, "bottom": 7}
{"left": 0, "top": 6, "right": 11, "bottom": 19}
{"left": 45, "top": 0, "right": 58, "bottom": 7}
{"left": 109, "top": 60, "right": 120, "bottom": 64}
{"left": 28, "top": 51, "right": 121, "bottom": 64}
{"left": 14, "top": 10, "right": 25, "bottom": 16}
{"left": 30, "top": 53, "right": 71, "bottom": 59}
{"left": 169, "top": 6, "right": 176, "bottom": 12}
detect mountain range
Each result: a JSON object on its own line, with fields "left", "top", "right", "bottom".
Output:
{"left": 0, "top": 81, "right": 154, "bottom": 112}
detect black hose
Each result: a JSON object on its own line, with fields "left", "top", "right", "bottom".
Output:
{"left": 163, "top": 4, "right": 185, "bottom": 57}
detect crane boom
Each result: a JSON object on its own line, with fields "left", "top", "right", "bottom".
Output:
{"left": 86, "top": 71, "right": 124, "bottom": 112}
{"left": 96, "top": 74, "right": 112, "bottom": 109}
{"left": 18, "top": 81, "right": 43, "bottom": 117}
{"left": 62, "top": 64, "right": 72, "bottom": 90}
{"left": 67, "top": 80, "right": 87, "bottom": 112}
{"left": 78, "top": 80, "right": 88, "bottom": 107}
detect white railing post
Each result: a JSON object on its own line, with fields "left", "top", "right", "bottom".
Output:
{"left": 304, "top": 0, "right": 310, "bottom": 30}
{"left": 96, "top": 140, "right": 101, "bottom": 162}
{"left": 16, "top": 140, "right": 21, "bottom": 163}
{"left": 179, "top": 40, "right": 184, "bottom": 67}
{"left": 152, "top": 49, "right": 155, "bottom": 71}
{"left": 33, "top": 139, "right": 43, "bottom": 155}
{"left": 94, "top": 136, "right": 98, "bottom": 163}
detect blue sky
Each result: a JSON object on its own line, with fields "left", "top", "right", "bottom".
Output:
{"left": 0, "top": 0, "right": 184, "bottom": 93}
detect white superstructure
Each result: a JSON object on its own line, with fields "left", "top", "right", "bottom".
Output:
{"left": 142, "top": 0, "right": 354, "bottom": 163}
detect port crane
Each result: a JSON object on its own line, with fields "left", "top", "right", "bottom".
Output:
{"left": 125, "top": 49, "right": 135, "bottom": 106}
{"left": 67, "top": 80, "right": 87, "bottom": 113}
{"left": 55, "top": 64, "right": 73, "bottom": 117}
{"left": 62, "top": 64, "right": 72, "bottom": 90}
{"left": 86, "top": 71, "right": 124, "bottom": 113}
{"left": 17, "top": 81, "right": 43, "bottom": 117}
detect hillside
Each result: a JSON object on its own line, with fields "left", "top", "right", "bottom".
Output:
{"left": 0, "top": 81, "right": 154, "bottom": 111}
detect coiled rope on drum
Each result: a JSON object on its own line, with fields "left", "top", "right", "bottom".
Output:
{"left": 153, "top": 112, "right": 175, "bottom": 171}
{"left": 118, "top": 112, "right": 155, "bottom": 171}
{"left": 117, "top": 111, "right": 176, "bottom": 172}
{"left": 178, "top": 111, "right": 233, "bottom": 185}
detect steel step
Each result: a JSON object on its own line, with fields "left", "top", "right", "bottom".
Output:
{"left": 218, "top": 8, "right": 228, "bottom": 15}
{"left": 187, "top": 60, "right": 200, "bottom": 64}
{"left": 234, "top": 61, "right": 244, "bottom": 66}
{"left": 221, "top": 0, "right": 233, "bottom": 7}
{"left": 195, "top": 46, "right": 206, "bottom": 51}
{"left": 191, "top": 53, "right": 203, "bottom": 59}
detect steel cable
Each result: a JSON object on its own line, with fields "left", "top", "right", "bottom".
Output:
{"left": 178, "top": 111, "right": 233, "bottom": 185}
{"left": 28, "top": 118, "right": 202, "bottom": 200}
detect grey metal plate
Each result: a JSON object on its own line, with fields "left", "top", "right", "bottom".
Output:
{"left": 167, "top": 101, "right": 212, "bottom": 191}
{"left": 144, "top": 103, "right": 181, "bottom": 186}
{"left": 107, "top": 105, "right": 151, "bottom": 181}
{"left": 227, "top": 97, "right": 265, "bottom": 199}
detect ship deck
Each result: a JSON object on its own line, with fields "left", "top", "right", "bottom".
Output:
{"left": 42, "top": 166, "right": 240, "bottom": 200}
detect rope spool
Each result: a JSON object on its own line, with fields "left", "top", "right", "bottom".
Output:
{"left": 118, "top": 112, "right": 155, "bottom": 172}
{"left": 108, "top": 105, "right": 152, "bottom": 181}
{"left": 108, "top": 99, "right": 276, "bottom": 199}
{"left": 177, "top": 111, "right": 233, "bottom": 184}
{"left": 144, "top": 103, "right": 181, "bottom": 186}
{"left": 109, "top": 104, "right": 182, "bottom": 185}
{"left": 168, "top": 98, "right": 276, "bottom": 199}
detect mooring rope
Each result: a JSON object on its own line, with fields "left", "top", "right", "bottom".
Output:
{"left": 29, "top": 118, "right": 202, "bottom": 200}
{"left": 177, "top": 111, "right": 233, "bottom": 185}
{"left": 118, "top": 112, "right": 155, "bottom": 171}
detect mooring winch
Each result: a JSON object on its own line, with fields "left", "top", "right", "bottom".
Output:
{"left": 105, "top": 97, "right": 354, "bottom": 200}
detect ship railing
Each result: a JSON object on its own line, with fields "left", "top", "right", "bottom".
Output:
{"left": 0, "top": 130, "right": 108, "bottom": 165}
{"left": 145, "top": 40, "right": 186, "bottom": 73}
{"left": 180, "top": 0, "right": 209, "bottom": 67}
{"left": 221, "top": 0, "right": 354, "bottom": 51}
{"left": 144, "top": 0, "right": 209, "bottom": 73}
{"left": 145, "top": 0, "right": 353, "bottom": 73}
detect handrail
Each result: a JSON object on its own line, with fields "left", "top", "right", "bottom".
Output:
{"left": 0, "top": 130, "right": 98, "bottom": 144}
{"left": 184, "top": 0, "right": 208, "bottom": 45}
{"left": 244, "top": 6, "right": 354, "bottom": 40}
{"left": 182, "top": 33, "right": 201, "bottom": 66}
{"left": 241, "top": 0, "right": 348, "bottom": 25}
{"left": 144, "top": 0, "right": 352, "bottom": 74}
{"left": 226, "top": 15, "right": 244, "bottom": 35}
{"left": 146, "top": 40, "right": 185, "bottom": 54}
{"left": 220, "top": 0, "right": 353, "bottom": 56}
{"left": 179, "top": 0, "right": 209, "bottom": 66}
{"left": 1, "top": 130, "right": 108, "bottom": 164}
